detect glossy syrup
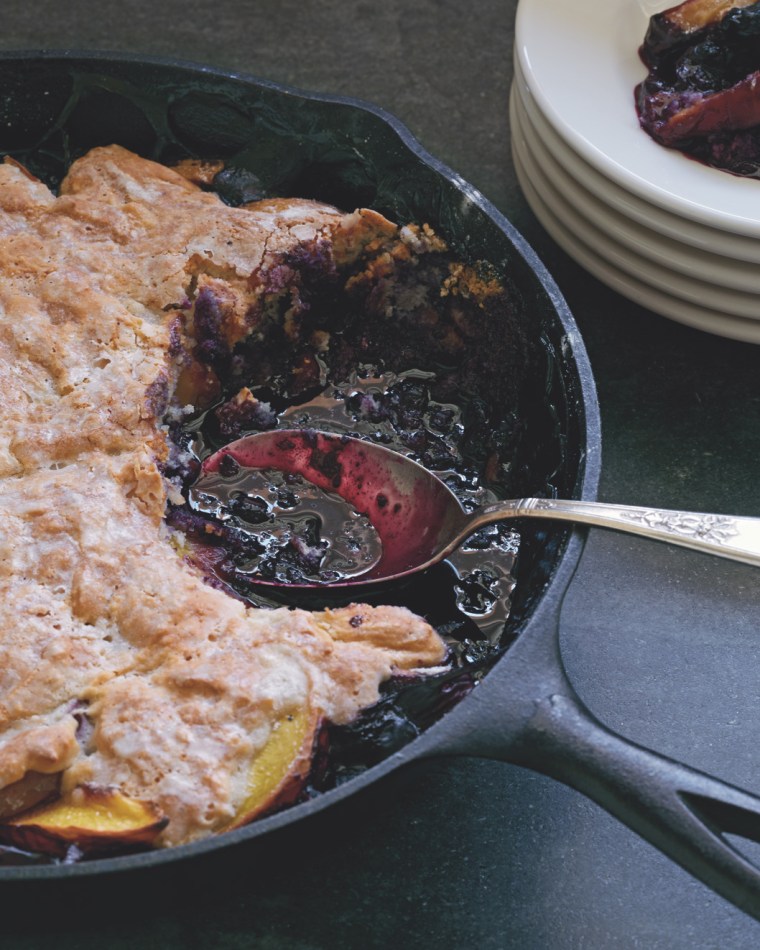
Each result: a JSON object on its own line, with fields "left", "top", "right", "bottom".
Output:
{"left": 189, "top": 466, "right": 382, "bottom": 584}
{"left": 174, "top": 365, "right": 519, "bottom": 652}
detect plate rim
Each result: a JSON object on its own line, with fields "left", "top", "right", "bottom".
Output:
{"left": 511, "top": 83, "right": 760, "bottom": 294}
{"left": 512, "top": 129, "right": 760, "bottom": 343}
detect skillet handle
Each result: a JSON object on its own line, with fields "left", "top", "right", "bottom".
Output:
{"left": 506, "top": 691, "right": 760, "bottom": 919}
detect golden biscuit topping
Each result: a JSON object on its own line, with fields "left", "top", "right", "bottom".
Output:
{"left": 0, "top": 146, "right": 447, "bottom": 852}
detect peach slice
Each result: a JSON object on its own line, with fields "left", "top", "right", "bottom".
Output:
{"left": 226, "top": 704, "right": 321, "bottom": 830}
{"left": 652, "top": 69, "right": 760, "bottom": 145}
{"left": 0, "top": 771, "right": 61, "bottom": 820}
{"left": 0, "top": 708, "right": 320, "bottom": 857}
{"left": 0, "top": 785, "right": 167, "bottom": 857}
{"left": 659, "top": 0, "right": 754, "bottom": 33}
{"left": 641, "top": 0, "right": 758, "bottom": 61}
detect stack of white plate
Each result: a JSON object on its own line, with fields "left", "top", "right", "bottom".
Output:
{"left": 511, "top": 0, "right": 760, "bottom": 343}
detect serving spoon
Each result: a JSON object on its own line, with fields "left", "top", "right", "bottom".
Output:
{"left": 203, "top": 428, "right": 760, "bottom": 587}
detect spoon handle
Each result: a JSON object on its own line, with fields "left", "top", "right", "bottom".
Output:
{"left": 467, "top": 499, "right": 760, "bottom": 567}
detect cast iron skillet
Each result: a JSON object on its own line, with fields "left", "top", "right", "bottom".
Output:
{"left": 3, "top": 51, "right": 760, "bottom": 919}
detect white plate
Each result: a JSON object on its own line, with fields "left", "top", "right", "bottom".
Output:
{"left": 511, "top": 91, "right": 760, "bottom": 320}
{"left": 512, "top": 55, "right": 760, "bottom": 264}
{"left": 515, "top": 0, "right": 760, "bottom": 236}
{"left": 511, "top": 84, "right": 760, "bottom": 295}
{"left": 511, "top": 114, "right": 760, "bottom": 343}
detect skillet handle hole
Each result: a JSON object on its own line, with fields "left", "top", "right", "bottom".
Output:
{"left": 680, "top": 791, "right": 760, "bottom": 859}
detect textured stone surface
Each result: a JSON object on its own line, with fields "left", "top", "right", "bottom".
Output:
{"left": 4, "top": 1, "right": 760, "bottom": 947}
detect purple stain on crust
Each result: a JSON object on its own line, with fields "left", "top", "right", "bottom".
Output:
{"left": 144, "top": 372, "right": 170, "bottom": 418}
{"left": 167, "top": 316, "right": 188, "bottom": 360}
{"left": 252, "top": 239, "right": 337, "bottom": 303}
{"left": 284, "top": 238, "right": 337, "bottom": 281}
{"left": 260, "top": 263, "right": 296, "bottom": 294}
{"left": 193, "top": 287, "right": 231, "bottom": 368}
{"left": 193, "top": 286, "right": 223, "bottom": 339}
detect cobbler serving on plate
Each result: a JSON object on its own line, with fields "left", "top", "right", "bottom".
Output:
{"left": 637, "top": 0, "right": 760, "bottom": 177}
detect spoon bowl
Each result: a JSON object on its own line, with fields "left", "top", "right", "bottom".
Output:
{"left": 203, "top": 428, "right": 760, "bottom": 588}
{"left": 202, "top": 428, "right": 469, "bottom": 587}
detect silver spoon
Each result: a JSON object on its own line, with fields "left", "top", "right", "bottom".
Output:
{"left": 203, "top": 428, "right": 760, "bottom": 587}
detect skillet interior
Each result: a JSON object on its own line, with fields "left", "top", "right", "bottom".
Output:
{"left": 0, "top": 51, "right": 600, "bottom": 876}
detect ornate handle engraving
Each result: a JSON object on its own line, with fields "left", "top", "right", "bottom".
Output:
{"left": 620, "top": 510, "right": 739, "bottom": 545}
{"left": 465, "top": 499, "right": 760, "bottom": 569}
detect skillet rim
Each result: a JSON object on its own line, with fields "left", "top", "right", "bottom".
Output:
{"left": 0, "top": 48, "right": 602, "bottom": 880}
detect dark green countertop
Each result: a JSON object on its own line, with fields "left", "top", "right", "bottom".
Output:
{"left": 4, "top": 1, "right": 760, "bottom": 947}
